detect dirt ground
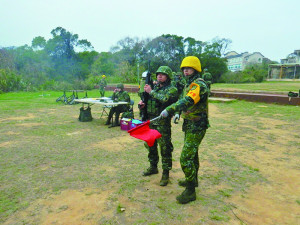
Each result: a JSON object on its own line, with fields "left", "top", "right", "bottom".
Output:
{"left": 2, "top": 103, "right": 299, "bottom": 225}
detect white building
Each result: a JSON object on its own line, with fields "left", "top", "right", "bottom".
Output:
{"left": 268, "top": 50, "right": 300, "bottom": 80}
{"left": 225, "top": 51, "right": 265, "bottom": 72}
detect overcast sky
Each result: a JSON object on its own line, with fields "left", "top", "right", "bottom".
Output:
{"left": 1, "top": 0, "right": 299, "bottom": 62}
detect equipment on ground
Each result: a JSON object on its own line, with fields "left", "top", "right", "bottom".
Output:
{"left": 56, "top": 90, "right": 88, "bottom": 105}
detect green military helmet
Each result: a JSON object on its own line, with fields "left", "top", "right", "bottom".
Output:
{"left": 156, "top": 66, "right": 173, "bottom": 79}
{"left": 116, "top": 83, "right": 124, "bottom": 90}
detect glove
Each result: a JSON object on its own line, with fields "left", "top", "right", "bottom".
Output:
{"left": 173, "top": 114, "right": 180, "bottom": 124}
{"left": 160, "top": 109, "right": 169, "bottom": 118}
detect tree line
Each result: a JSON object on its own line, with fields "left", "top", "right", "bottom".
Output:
{"left": 1, "top": 26, "right": 265, "bottom": 93}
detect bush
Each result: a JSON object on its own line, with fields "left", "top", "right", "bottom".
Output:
{"left": 0, "top": 69, "right": 26, "bottom": 92}
{"left": 219, "top": 63, "right": 268, "bottom": 83}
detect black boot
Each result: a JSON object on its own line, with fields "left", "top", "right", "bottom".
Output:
{"left": 143, "top": 166, "right": 158, "bottom": 176}
{"left": 176, "top": 183, "right": 196, "bottom": 204}
{"left": 160, "top": 170, "right": 169, "bottom": 186}
{"left": 105, "top": 115, "right": 112, "bottom": 125}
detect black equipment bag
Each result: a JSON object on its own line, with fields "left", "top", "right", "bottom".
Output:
{"left": 288, "top": 91, "right": 298, "bottom": 98}
{"left": 79, "top": 106, "right": 93, "bottom": 122}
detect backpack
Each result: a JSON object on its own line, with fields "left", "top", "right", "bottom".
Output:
{"left": 122, "top": 111, "right": 134, "bottom": 119}
{"left": 288, "top": 91, "right": 298, "bottom": 98}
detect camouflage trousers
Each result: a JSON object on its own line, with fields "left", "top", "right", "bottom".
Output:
{"left": 180, "top": 129, "right": 206, "bottom": 186}
{"left": 99, "top": 88, "right": 105, "bottom": 97}
{"left": 144, "top": 123, "right": 173, "bottom": 171}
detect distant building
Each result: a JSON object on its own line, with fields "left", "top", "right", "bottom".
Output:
{"left": 224, "top": 51, "right": 265, "bottom": 72}
{"left": 268, "top": 50, "right": 300, "bottom": 80}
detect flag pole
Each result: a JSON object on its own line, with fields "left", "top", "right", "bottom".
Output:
{"left": 149, "top": 116, "right": 161, "bottom": 123}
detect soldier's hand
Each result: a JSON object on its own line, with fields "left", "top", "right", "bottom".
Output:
{"left": 160, "top": 109, "right": 169, "bottom": 118}
{"left": 144, "top": 84, "right": 152, "bottom": 93}
{"left": 138, "top": 100, "right": 145, "bottom": 109}
{"left": 173, "top": 114, "right": 180, "bottom": 124}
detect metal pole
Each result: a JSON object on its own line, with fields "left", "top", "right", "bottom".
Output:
{"left": 137, "top": 62, "right": 140, "bottom": 88}
{"left": 150, "top": 116, "right": 161, "bottom": 123}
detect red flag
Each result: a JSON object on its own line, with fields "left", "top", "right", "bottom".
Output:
{"left": 127, "top": 120, "right": 162, "bottom": 147}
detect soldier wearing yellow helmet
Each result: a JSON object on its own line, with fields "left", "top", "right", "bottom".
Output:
{"left": 160, "top": 56, "right": 209, "bottom": 204}
{"left": 99, "top": 75, "right": 107, "bottom": 97}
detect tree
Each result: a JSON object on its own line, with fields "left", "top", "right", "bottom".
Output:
{"left": 44, "top": 27, "right": 93, "bottom": 60}
{"left": 31, "top": 36, "right": 46, "bottom": 50}
{"left": 91, "top": 52, "right": 115, "bottom": 76}
{"left": 184, "top": 37, "right": 205, "bottom": 57}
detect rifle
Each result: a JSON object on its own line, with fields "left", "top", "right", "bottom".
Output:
{"left": 139, "top": 71, "right": 153, "bottom": 121}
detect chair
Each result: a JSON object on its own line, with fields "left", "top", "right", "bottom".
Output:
{"left": 129, "top": 100, "right": 134, "bottom": 112}
{"left": 100, "top": 105, "right": 112, "bottom": 118}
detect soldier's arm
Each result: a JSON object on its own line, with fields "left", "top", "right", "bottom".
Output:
{"left": 149, "top": 86, "right": 178, "bottom": 103}
{"left": 166, "top": 80, "right": 207, "bottom": 114}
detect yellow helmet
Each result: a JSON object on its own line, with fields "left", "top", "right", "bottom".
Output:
{"left": 102, "top": 75, "right": 106, "bottom": 78}
{"left": 180, "top": 56, "right": 202, "bottom": 72}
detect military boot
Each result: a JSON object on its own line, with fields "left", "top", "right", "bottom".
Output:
{"left": 176, "top": 183, "right": 196, "bottom": 204}
{"left": 178, "top": 178, "right": 198, "bottom": 187}
{"left": 142, "top": 166, "right": 158, "bottom": 176}
{"left": 159, "top": 170, "right": 169, "bottom": 186}
{"left": 105, "top": 116, "right": 112, "bottom": 125}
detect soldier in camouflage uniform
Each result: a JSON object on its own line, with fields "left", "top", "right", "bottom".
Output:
{"left": 160, "top": 56, "right": 209, "bottom": 204}
{"left": 99, "top": 75, "right": 107, "bottom": 97}
{"left": 172, "top": 72, "right": 186, "bottom": 98}
{"left": 138, "top": 66, "right": 179, "bottom": 186}
{"left": 105, "top": 83, "right": 130, "bottom": 128}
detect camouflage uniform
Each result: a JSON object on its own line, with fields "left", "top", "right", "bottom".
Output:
{"left": 99, "top": 78, "right": 107, "bottom": 97}
{"left": 106, "top": 84, "right": 130, "bottom": 127}
{"left": 172, "top": 72, "right": 186, "bottom": 98}
{"left": 166, "top": 73, "right": 209, "bottom": 187}
{"left": 145, "top": 82, "right": 178, "bottom": 171}
{"left": 202, "top": 70, "right": 212, "bottom": 91}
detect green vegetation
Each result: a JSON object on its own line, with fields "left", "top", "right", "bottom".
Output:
{"left": 219, "top": 63, "right": 270, "bottom": 83}
{"left": 0, "top": 28, "right": 231, "bottom": 93}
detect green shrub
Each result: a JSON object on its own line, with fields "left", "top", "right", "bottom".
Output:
{"left": 0, "top": 69, "right": 26, "bottom": 92}
{"left": 219, "top": 63, "right": 268, "bottom": 83}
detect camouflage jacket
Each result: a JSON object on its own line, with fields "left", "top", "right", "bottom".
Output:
{"left": 171, "top": 77, "right": 186, "bottom": 98}
{"left": 202, "top": 72, "right": 212, "bottom": 84}
{"left": 99, "top": 79, "right": 107, "bottom": 89}
{"left": 112, "top": 91, "right": 130, "bottom": 111}
{"left": 146, "top": 82, "right": 178, "bottom": 125}
{"left": 166, "top": 74, "right": 209, "bottom": 131}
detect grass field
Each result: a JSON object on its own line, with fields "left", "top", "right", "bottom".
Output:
{"left": 0, "top": 90, "right": 299, "bottom": 224}
{"left": 212, "top": 81, "right": 300, "bottom": 94}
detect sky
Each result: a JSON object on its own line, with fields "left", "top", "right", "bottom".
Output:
{"left": 1, "top": 0, "right": 299, "bottom": 62}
